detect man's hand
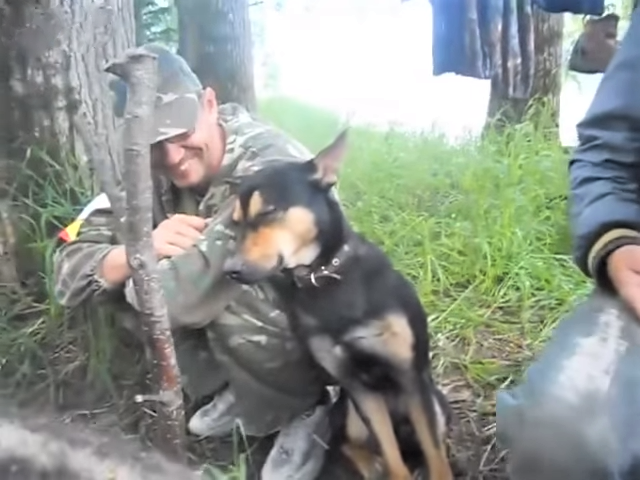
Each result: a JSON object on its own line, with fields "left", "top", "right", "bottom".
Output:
{"left": 97, "top": 214, "right": 206, "bottom": 288}
{"left": 153, "top": 214, "right": 207, "bottom": 259}
{"left": 607, "top": 244, "right": 640, "bottom": 317}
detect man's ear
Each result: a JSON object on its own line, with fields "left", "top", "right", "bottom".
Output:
{"left": 310, "top": 128, "right": 349, "bottom": 188}
{"left": 202, "top": 86, "right": 219, "bottom": 115}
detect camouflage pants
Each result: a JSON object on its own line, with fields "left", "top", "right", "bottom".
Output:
{"left": 121, "top": 293, "right": 327, "bottom": 437}
{"left": 198, "top": 285, "right": 328, "bottom": 436}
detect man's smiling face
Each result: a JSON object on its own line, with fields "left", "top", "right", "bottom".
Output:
{"left": 151, "top": 87, "right": 226, "bottom": 189}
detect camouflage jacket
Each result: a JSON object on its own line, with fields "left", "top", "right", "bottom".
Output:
{"left": 53, "top": 102, "right": 323, "bottom": 329}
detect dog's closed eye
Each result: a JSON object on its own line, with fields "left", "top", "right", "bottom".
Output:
{"left": 254, "top": 205, "right": 278, "bottom": 221}
{"left": 232, "top": 193, "right": 279, "bottom": 224}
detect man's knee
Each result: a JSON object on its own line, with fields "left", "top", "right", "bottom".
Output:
{"left": 498, "top": 398, "right": 614, "bottom": 480}
{"left": 113, "top": 306, "right": 226, "bottom": 402}
{"left": 497, "top": 288, "right": 640, "bottom": 480}
{"left": 203, "top": 304, "right": 327, "bottom": 435}
{"left": 172, "top": 327, "right": 228, "bottom": 401}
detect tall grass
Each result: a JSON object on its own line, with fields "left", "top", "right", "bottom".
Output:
{"left": 0, "top": 146, "right": 119, "bottom": 404}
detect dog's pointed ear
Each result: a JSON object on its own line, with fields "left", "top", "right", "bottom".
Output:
{"left": 224, "top": 176, "right": 244, "bottom": 195}
{"left": 310, "top": 128, "right": 348, "bottom": 188}
{"left": 224, "top": 177, "right": 243, "bottom": 187}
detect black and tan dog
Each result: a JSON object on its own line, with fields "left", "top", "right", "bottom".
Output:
{"left": 223, "top": 130, "right": 454, "bottom": 480}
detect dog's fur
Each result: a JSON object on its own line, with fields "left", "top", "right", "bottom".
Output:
{"left": 223, "top": 130, "right": 454, "bottom": 480}
{"left": 0, "top": 405, "right": 200, "bottom": 480}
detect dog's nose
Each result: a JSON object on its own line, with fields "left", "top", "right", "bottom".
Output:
{"left": 223, "top": 256, "right": 245, "bottom": 280}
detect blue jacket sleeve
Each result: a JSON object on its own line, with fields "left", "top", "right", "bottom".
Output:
{"left": 570, "top": 5, "right": 640, "bottom": 286}
{"left": 533, "top": 0, "right": 603, "bottom": 14}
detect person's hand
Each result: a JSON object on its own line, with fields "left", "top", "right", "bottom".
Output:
{"left": 152, "top": 214, "right": 206, "bottom": 259}
{"left": 607, "top": 244, "right": 640, "bottom": 317}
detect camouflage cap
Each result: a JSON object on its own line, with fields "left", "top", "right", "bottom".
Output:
{"left": 108, "top": 43, "right": 203, "bottom": 144}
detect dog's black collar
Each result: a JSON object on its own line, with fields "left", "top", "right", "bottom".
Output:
{"left": 289, "top": 240, "right": 357, "bottom": 288}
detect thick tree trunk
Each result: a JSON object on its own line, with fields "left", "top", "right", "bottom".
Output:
{"left": 176, "top": 0, "right": 257, "bottom": 112}
{"left": 486, "top": 7, "right": 564, "bottom": 132}
{"left": 0, "top": 1, "right": 135, "bottom": 170}
{"left": 0, "top": 0, "right": 135, "bottom": 283}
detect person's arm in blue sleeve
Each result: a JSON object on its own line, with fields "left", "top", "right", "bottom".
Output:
{"left": 570, "top": 5, "right": 640, "bottom": 288}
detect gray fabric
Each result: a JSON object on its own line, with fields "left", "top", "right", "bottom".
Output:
{"left": 172, "top": 328, "right": 228, "bottom": 401}
{"left": 261, "top": 401, "right": 333, "bottom": 480}
{"left": 497, "top": 288, "right": 640, "bottom": 479}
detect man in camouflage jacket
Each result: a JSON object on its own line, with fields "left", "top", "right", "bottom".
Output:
{"left": 53, "top": 43, "right": 333, "bottom": 479}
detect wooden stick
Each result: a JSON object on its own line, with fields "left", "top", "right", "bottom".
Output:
{"left": 101, "top": 48, "right": 186, "bottom": 461}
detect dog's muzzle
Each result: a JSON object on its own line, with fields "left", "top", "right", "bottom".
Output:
{"left": 223, "top": 254, "right": 283, "bottom": 284}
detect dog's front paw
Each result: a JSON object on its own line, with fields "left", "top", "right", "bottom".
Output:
{"left": 387, "top": 466, "right": 413, "bottom": 480}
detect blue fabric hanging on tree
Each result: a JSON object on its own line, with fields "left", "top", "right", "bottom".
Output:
{"left": 429, "top": 0, "right": 605, "bottom": 98}
{"left": 430, "top": 0, "right": 535, "bottom": 99}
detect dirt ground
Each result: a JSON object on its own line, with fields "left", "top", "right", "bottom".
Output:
{"left": 39, "top": 369, "right": 506, "bottom": 480}
{"left": 3, "top": 325, "right": 507, "bottom": 480}
{"left": 182, "top": 379, "right": 507, "bottom": 479}
{"left": 182, "top": 376, "right": 506, "bottom": 479}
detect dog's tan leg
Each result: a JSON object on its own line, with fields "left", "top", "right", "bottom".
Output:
{"left": 342, "top": 400, "right": 384, "bottom": 479}
{"left": 352, "top": 392, "right": 412, "bottom": 480}
{"left": 406, "top": 394, "right": 453, "bottom": 480}
{"left": 341, "top": 442, "right": 383, "bottom": 479}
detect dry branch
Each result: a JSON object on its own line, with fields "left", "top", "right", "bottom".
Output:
{"left": 99, "top": 48, "right": 186, "bottom": 461}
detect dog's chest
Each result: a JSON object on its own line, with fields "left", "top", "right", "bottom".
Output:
{"left": 293, "top": 307, "right": 356, "bottom": 338}
{"left": 291, "top": 286, "right": 367, "bottom": 339}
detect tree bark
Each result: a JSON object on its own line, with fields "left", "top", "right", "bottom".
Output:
{"left": 486, "top": 7, "right": 564, "bottom": 132}
{"left": 176, "top": 0, "right": 257, "bottom": 112}
{"left": 0, "top": 1, "right": 135, "bottom": 283}
{"left": 134, "top": 0, "right": 148, "bottom": 45}
{"left": 530, "top": 7, "right": 564, "bottom": 128}
{"left": 0, "top": 1, "right": 135, "bottom": 174}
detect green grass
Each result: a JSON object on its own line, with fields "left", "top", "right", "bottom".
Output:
{"left": 0, "top": 95, "right": 592, "bottom": 478}
{"left": 0, "top": 145, "right": 119, "bottom": 403}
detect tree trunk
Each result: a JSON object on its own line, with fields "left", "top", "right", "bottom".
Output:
{"left": 486, "top": 7, "right": 564, "bottom": 132}
{"left": 176, "top": 0, "right": 257, "bottom": 112}
{"left": 0, "top": 0, "right": 135, "bottom": 283}
{"left": 134, "top": 0, "right": 148, "bottom": 45}
{"left": 0, "top": 1, "right": 135, "bottom": 170}
{"left": 530, "top": 7, "right": 564, "bottom": 128}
